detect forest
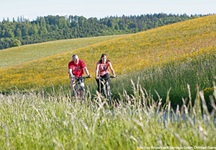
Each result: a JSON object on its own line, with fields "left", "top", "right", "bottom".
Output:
{"left": 0, "top": 13, "right": 204, "bottom": 50}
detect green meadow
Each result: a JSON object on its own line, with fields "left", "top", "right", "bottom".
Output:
{"left": 0, "top": 15, "right": 216, "bottom": 149}
{"left": 0, "top": 35, "right": 124, "bottom": 69}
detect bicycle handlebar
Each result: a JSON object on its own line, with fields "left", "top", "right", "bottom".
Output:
{"left": 82, "top": 76, "right": 91, "bottom": 79}
{"left": 74, "top": 76, "right": 91, "bottom": 80}
{"left": 110, "top": 75, "right": 117, "bottom": 78}
{"left": 97, "top": 75, "right": 117, "bottom": 80}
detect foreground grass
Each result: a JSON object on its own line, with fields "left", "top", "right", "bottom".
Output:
{"left": 0, "top": 86, "right": 216, "bottom": 149}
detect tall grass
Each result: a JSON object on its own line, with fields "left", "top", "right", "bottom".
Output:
{"left": 0, "top": 83, "right": 216, "bottom": 149}
{"left": 111, "top": 50, "right": 216, "bottom": 110}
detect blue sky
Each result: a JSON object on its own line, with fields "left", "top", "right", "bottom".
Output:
{"left": 1, "top": 0, "right": 215, "bottom": 21}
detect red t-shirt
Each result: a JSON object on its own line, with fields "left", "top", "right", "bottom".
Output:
{"left": 68, "top": 60, "right": 86, "bottom": 77}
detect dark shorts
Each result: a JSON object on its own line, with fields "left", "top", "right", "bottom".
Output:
{"left": 96, "top": 73, "right": 110, "bottom": 92}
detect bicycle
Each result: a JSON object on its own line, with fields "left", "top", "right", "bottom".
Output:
{"left": 98, "top": 75, "right": 116, "bottom": 105}
{"left": 71, "top": 76, "right": 91, "bottom": 100}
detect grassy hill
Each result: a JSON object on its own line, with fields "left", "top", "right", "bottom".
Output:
{"left": 0, "top": 35, "right": 124, "bottom": 69}
{"left": 0, "top": 14, "right": 216, "bottom": 99}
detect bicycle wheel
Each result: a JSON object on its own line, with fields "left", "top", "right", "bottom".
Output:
{"left": 105, "top": 81, "right": 112, "bottom": 104}
{"left": 72, "top": 84, "right": 79, "bottom": 99}
{"left": 98, "top": 79, "right": 105, "bottom": 97}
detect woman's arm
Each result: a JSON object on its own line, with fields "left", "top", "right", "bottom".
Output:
{"left": 109, "top": 62, "right": 116, "bottom": 77}
{"left": 95, "top": 64, "right": 100, "bottom": 79}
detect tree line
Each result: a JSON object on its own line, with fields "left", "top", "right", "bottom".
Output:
{"left": 0, "top": 13, "right": 205, "bottom": 50}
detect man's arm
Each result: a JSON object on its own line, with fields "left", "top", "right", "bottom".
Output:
{"left": 68, "top": 68, "right": 74, "bottom": 78}
{"left": 84, "top": 67, "right": 91, "bottom": 77}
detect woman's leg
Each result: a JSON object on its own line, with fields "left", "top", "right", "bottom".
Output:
{"left": 95, "top": 78, "right": 101, "bottom": 92}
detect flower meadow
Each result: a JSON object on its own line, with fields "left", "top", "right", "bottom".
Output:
{"left": 0, "top": 15, "right": 216, "bottom": 93}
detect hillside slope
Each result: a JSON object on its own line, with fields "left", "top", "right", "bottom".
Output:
{"left": 0, "top": 15, "right": 216, "bottom": 92}
{"left": 0, "top": 35, "right": 123, "bottom": 69}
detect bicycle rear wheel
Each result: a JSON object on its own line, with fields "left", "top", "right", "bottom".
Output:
{"left": 105, "top": 82, "right": 112, "bottom": 105}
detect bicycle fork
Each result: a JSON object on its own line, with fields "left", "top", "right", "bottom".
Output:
{"left": 99, "top": 79, "right": 112, "bottom": 104}
{"left": 72, "top": 81, "right": 85, "bottom": 100}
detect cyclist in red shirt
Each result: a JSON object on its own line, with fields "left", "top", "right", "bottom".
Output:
{"left": 68, "top": 54, "right": 91, "bottom": 97}
{"left": 95, "top": 54, "right": 116, "bottom": 93}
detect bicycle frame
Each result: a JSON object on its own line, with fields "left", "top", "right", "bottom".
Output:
{"left": 98, "top": 76, "right": 115, "bottom": 103}
{"left": 72, "top": 76, "right": 90, "bottom": 100}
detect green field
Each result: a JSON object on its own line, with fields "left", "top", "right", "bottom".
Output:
{"left": 0, "top": 15, "right": 216, "bottom": 149}
{"left": 0, "top": 35, "right": 124, "bottom": 69}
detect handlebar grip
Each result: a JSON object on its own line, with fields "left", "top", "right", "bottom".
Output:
{"left": 110, "top": 76, "right": 117, "bottom": 78}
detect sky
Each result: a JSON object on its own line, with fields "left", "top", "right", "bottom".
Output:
{"left": 1, "top": 0, "right": 215, "bottom": 21}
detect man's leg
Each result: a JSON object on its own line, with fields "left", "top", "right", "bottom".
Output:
{"left": 80, "top": 78, "right": 85, "bottom": 100}
{"left": 70, "top": 77, "right": 76, "bottom": 97}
